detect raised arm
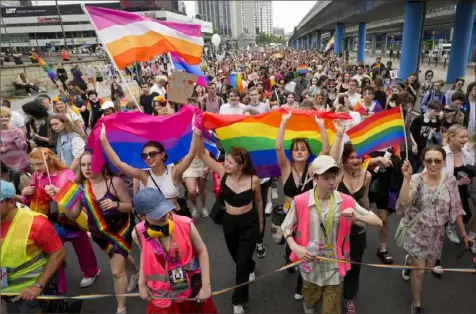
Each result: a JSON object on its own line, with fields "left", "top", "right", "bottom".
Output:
{"left": 197, "top": 137, "right": 226, "bottom": 178}
{"left": 99, "top": 123, "right": 148, "bottom": 183}
{"left": 276, "top": 112, "right": 292, "bottom": 176}
{"left": 329, "top": 120, "right": 346, "bottom": 162}
{"left": 316, "top": 117, "right": 330, "bottom": 155}
{"left": 172, "top": 130, "right": 199, "bottom": 182}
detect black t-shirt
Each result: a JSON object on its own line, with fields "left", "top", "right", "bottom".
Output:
{"left": 140, "top": 92, "right": 159, "bottom": 114}
{"left": 90, "top": 99, "right": 103, "bottom": 121}
{"left": 374, "top": 90, "right": 387, "bottom": 109}
{"left": 410, "top": 115, "right": 441, "bottom": 153}
{"left": 271, "top": 88, "right": 287, "bottom": 106}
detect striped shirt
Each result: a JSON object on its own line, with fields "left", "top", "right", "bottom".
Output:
{"left": 0, "top": 127, "right": 29, "bottom": 170}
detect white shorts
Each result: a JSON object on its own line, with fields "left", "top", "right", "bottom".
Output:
{"left": 183, "top": 159, "right": 205, "bottom": 178}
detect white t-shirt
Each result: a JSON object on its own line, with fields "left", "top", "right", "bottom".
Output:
{"left": 10, "top": 111, "right": 25, "bottom": 129}
{"left": 150, "top": 84, "right": 166, "bottom": 96}
{"left": 219, "top": 103, "right": 247, "bottom": 115}
{"left": 285, "top": 81, "right": 296, "bottom": 93}
{"left": 244, "top": 102, "right": 271, "bottom": 114}
{"left": 352, "top": 74, "right": 370, "bottom": 85}
{"left": 72, "top": 136, "right": 86, "bottom": 158}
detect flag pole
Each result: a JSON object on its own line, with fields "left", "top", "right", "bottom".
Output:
{"left": 81, "top": 4, "right": 142, "bottom": 112}
{"left": 399, "top": 106, "right": 409, "bottom": 160}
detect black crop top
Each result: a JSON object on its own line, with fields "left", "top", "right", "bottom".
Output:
{"left": 283, "top": 163, "right": 313, "bottom": 198}
{"left": 337, "top": 181, "right": 366, "bottom": 201}
{"left": 222, "top": 176, "right": 254, "bottom": 207}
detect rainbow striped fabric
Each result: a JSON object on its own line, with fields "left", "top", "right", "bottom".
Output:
{"left": 346, "top": 107, "right": 405, "bottom": 156}
{"left": 296, "top": 65, "right": 308, "bottom": 75}
{"left": 83, "top": 6, "right": 204, "bottom": 69}
{"left": 228, "top": 73, "right": 244, "bottom": 93}
{"left": 54, "top": 180, "right": 83, "bottom": 211}
{"left": 203, "top": 108, "right": 351, "bottom": 178}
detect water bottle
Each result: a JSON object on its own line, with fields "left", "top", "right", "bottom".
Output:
{"left": 299, "top": 242, "right": 320, "bottom": 273}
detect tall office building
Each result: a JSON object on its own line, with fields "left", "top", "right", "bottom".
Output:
{"left": 253, "top": 1, "right": 273, "bottom": 35}
{"left": 230, "top": 1, "right": 255, "bottom": 38}
{"left": 196, "top": 0, "right": 233, "bottom": 39}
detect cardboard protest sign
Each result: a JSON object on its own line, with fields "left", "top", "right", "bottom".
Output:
{"left": 167, "top": 72, "right": 198, "bottom": 104}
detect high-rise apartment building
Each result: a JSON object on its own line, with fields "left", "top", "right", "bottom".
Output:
{"left": 196, "top": 0, "right": 232, "bottom": 39}
{"left": 253, "top": 1, "right": 273, "bottom": 35}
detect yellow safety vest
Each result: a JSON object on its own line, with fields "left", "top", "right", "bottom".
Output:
{"left": 1, "top": 208, "right": 49, "bottom": 293}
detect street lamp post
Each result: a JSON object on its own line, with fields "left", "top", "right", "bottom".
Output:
{"left": 55, "top": 0, "right": 68, "bottom": 49}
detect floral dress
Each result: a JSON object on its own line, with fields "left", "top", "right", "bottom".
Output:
{"left": 396, "top": 173, "right": 465, "bottom": 260}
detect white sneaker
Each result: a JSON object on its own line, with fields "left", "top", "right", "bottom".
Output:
{"left": 233, "top": 305, "right": 244, "bottom": 314}
{"left": 87, "top": 232, "right": 92, "bottom": 238}
{"left": 445, "top": 225, "right": 460, "bottom": 244}
{"left": 80, "top": 269, "right": 101, "bottom": 288}
{"left": 303, "top": 302, "right": 314, "bottom": 314}
{"left": 402, "top": 254, "right": 411, "bottom": 281}
{"left": 265, "top": 202, "right": 273, "bottom": 215}
{"left": 201, "top": 208, "right": 209, "bottom": 218}
{"left": 190, "top": 208, "right": 197, "bottom": 218}
{"left": 432, "top": 265, "right": 444, "bottom": 275}
{"left": 271, "top": 188, "right": 278, "bottom": 200}
{"left": 127, "top": 273, "right": 139, "bottom": 293}
{"left": 294, "top": 292, "right": 303, "bottom": 300}
{"left": 249, "top": 272, "right": 256, "bottom": 281}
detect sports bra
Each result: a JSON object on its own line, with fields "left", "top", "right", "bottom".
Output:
{"left": 139, "top": 164, "right": 179, "bottom": 199}
{"left": 222, "top": 176, "right": 254, "bottom": 207}
{"left": 337, "top": 181, "right": 366, "bottom": 201}
{"left": 283, "top": 163, "right": 313, "bottom": 198}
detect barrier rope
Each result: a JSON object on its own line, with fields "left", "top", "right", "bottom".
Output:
{"left": 2, "top": 253, "right": 475, "bottom": 301}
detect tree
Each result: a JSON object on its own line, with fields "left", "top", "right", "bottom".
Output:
{"left": 255, "top": 32, "right": 286, "bottom": 45}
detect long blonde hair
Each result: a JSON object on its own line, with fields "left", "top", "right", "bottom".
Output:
{"left": 29, "top": 147, "right": 69, "bottom": 172}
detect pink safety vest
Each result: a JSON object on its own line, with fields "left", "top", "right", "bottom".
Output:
{"left": 289, "top": 190, "right": 353, "bottom": 277}
{"left": 138, "top": 215, "right": 200, "bottom": 308}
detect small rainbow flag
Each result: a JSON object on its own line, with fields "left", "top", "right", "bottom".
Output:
{"left": 228, "top": 73, "right": 244, "bottom": 93}
{"left": 346, "top": 107, "right": 405, "bottom": 156}
{"left": 325, "top": 36, "right": 335, "bottom": 53}
{"left": 296, "top": 65, "right": 308, "bottom": 75}
{"left": 54, "top": 180, "right": 83, "bottom": 211}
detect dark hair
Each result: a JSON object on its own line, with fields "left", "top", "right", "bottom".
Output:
{"left": 22, "top": 101, "right": 49, "bottom": 119}
{"left": 373, "top": 77, "right": 383, "bottom": 88}
{"left": 427, "top": 100, "right": 441, "bottom": 111}
{"left": 342, "top": 142, "right": 360, "bottom": 163}
{"left": 143, "top": 141, "right": 168, "bottom": 162}
{"left": 228, "top": 88, "right": 239, "bottom": 97}
{"left": 317, "top": 75, "right": 329, "bottom": 87}
{"left": 421, "top": 145, "right": 446, "bottom": 161}
{"left": 290, "top": 138, "right": 312, "bottom": 156}
{"left": 451, "top": 91, "right": 466, "bottom": 103}
{"left": 0, "top": 160, "right": 10, "bottom": 174}
{"left": 362, "top": 86, "right": 376, "bottom": 95}
{"left": 228, "top": 147, "right": 256, "bottom": 176}
{"left": 1, "top": 99, "right": 11, "bottom": 108}
{"left": 87, "top": 90, "right": 98, "bottom": 97}
{"left": 466, "top": 81, "right": 476, "bottom": 97}
{"left": 286, "top": 92, "right": 296, "bottom": 98}
{"left": 424, "top": 70, "right": 434, "bottom": 78}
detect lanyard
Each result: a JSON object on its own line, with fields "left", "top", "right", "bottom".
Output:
{"left": 313, "top": 189, "right": 335, "bottom": 241}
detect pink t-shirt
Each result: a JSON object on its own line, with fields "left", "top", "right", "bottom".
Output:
{"left": 0, "top": 128, "right": 29, "bottom": 171}
{"left": 22, "top": 168, "right": 76, "bottom": 206}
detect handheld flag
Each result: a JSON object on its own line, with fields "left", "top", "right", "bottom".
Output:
{"left": 54, "top": 180, "right": 84, "bottom": 211}
{"left": 325, "top": 36, "right": 335, "bottom": 53}
{"left": 228, "top": 73, "right": 244, "bottom": 93}
{"left": 170, "top": 52, "right": 209, "bottom": 87}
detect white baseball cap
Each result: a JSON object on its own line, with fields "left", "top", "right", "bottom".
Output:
{"left": 101, "top": 101, "right": 115, "bottom": 111}
{"left": 309, "top": 155, "right": 341, "bottom": 176}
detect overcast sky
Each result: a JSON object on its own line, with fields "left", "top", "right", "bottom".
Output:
{"left": 38, "top": 1, "right": 316, "bottom": 33}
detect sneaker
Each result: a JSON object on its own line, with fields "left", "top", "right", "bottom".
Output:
{"left": 190, "top": 208, "right": 197, "bottom": 218}
{"left": 201, "top": 208, "right": 209, "bottom": 218}
{"left": 80, "top": 269, "right": 101, "bottom": 288}
{"left": 303, "top": 302, "right": 314, "bottom": 314}
{"left": 432, "top": 259, "right": 443, "bottom": 276}
{"left": 265, "top": 202, "right": 273, "bottom": 215}
{"left": 411, "top": 303, "right": 424, "bottom": 314}
{"left": 249, "top": 272, "right": 256, "bottom": 281}
{"left": 271, "top": 188, "right": 278, "bottom": 200}
{"left": 293, "top": 290, "right": 303, "bottom": 300}
{"left": 127, "top": 273, "right": 139, "bottom": 293}
{"left": 344, "top": 299, "right": 356, "bottom": 314}
{"left": 402, "top": 254, "right": 411, "bottom": 281}
{"left": 116, "top": 307, "right": 127, "bottom": 314}
{"left": 233, "top": 305, "right": 244, "bottom": 314}
{"left": 256, "top": 243, "right": 266, "bottom": 258}
{"left": 445, "top": 225, "right": 460, "bottom": 244}
{"left": 376, "top": 249, "right": 394, "bottom": 264}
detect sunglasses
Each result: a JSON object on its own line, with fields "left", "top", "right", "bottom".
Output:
{"left": 443, "top": 109, "right": 456, "bottom": 113}
{"left": 141, "top": 151, "right": 161, "bottom": 160}
{"left": 424, "top": 158, "right": 443, "bottom": 165}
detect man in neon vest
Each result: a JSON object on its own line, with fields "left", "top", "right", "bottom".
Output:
{"left": 1, "top": 180, "right": 65, "bottom": 313}
{"left": 281, "top": 156, "right": 382, "bottom": 314}
{"left": 132, "top": 188, "right": 217, "bottom": 314}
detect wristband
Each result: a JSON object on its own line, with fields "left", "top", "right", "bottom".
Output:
{"left": 34, "top": 283, "right": 44, "bottom": 290}
{"left": 116, "top": 201, "right": 120, "bottom": 209}
{"left": 285, "top": 234, "right": 293, "bottom": 242}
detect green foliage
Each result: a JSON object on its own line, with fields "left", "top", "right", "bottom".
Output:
{"left": 255, "top": 33, "right": 286, "bottom": 45}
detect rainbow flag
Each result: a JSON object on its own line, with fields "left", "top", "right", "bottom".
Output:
{"left": 31, "top": 52, "right": 58, "bottom": 84}
{"left": 54, "top": 180, "right": 83, "bottom": 211}
{"left": 30, "top": 186, "right": 51, "bottom": 215}
{"left": 346, "top": 107, "right": 405, "bottom": 156}
{"left": 296, "top": 64, "right": 308, "bottom": 75}
{"left": 83, "top": 6, "right": 204, "bottom": 69}
{"left": 119, "top": 98, "right": 128, "bottom": 108}
{"left": 87, "top": 105, "right": 218, "bottom": 173}
{"left": 228, "top": 73, "right": 244, "bottom": 93}
{"left": 203, "top": 108, "right": 351, "bottom": 177}
{"left": 325, "top": 36, "right": 335, "bottom": 53}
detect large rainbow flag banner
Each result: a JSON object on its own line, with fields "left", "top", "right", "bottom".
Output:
{"left": 203, "top": 108, "right": 351, "bottom": 178}
{"left": 87, "top": 106, "right": 217, "bottom": 173}
{"left": 325, "top": 36, "right": 335, "bottom": 53}
{"left": 83, "top": 6, "right": 204, "bottom": 69}
{"left": 346, "top": 107, "right": 405, "bottom": 156}
{"left": 228, "top": 73, "right": 244, "bottom": 93}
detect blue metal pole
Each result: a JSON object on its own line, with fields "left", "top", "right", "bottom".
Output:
{"left": 335, "top": 23, "right": 344, "bottom": 53}
{"left": 399, "top": 1, "right": 424, "bottom": 80}
{"left": 316, "top": 30, "right": 322, "bottom": 50}
{"left": 357, "top": 23, "right": 366, "bottom": 63}
{"left": 467, "top": 23, "right": 475, "bottom": 63}
{"left": 307, "top": 34, "right": 311, "bottom": 50}
{"left": 447, "top": 1, "right": 475, "bottom": 83}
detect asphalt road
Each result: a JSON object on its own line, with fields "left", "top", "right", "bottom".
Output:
{"left": 62, "top": 182, "right": 476, "bottom": 314}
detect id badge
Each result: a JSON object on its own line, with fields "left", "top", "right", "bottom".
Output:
{"left": 1, "top": 267, "right": 8, "bottom": 288}
{"left": 318, "top": 243, "right": 334, "bottom": 261}
{"left": 168, "top": 267, "right": 189, "bottom": 291}
{"left": 283, "top": 201, "right": 291, "bottom": 214}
